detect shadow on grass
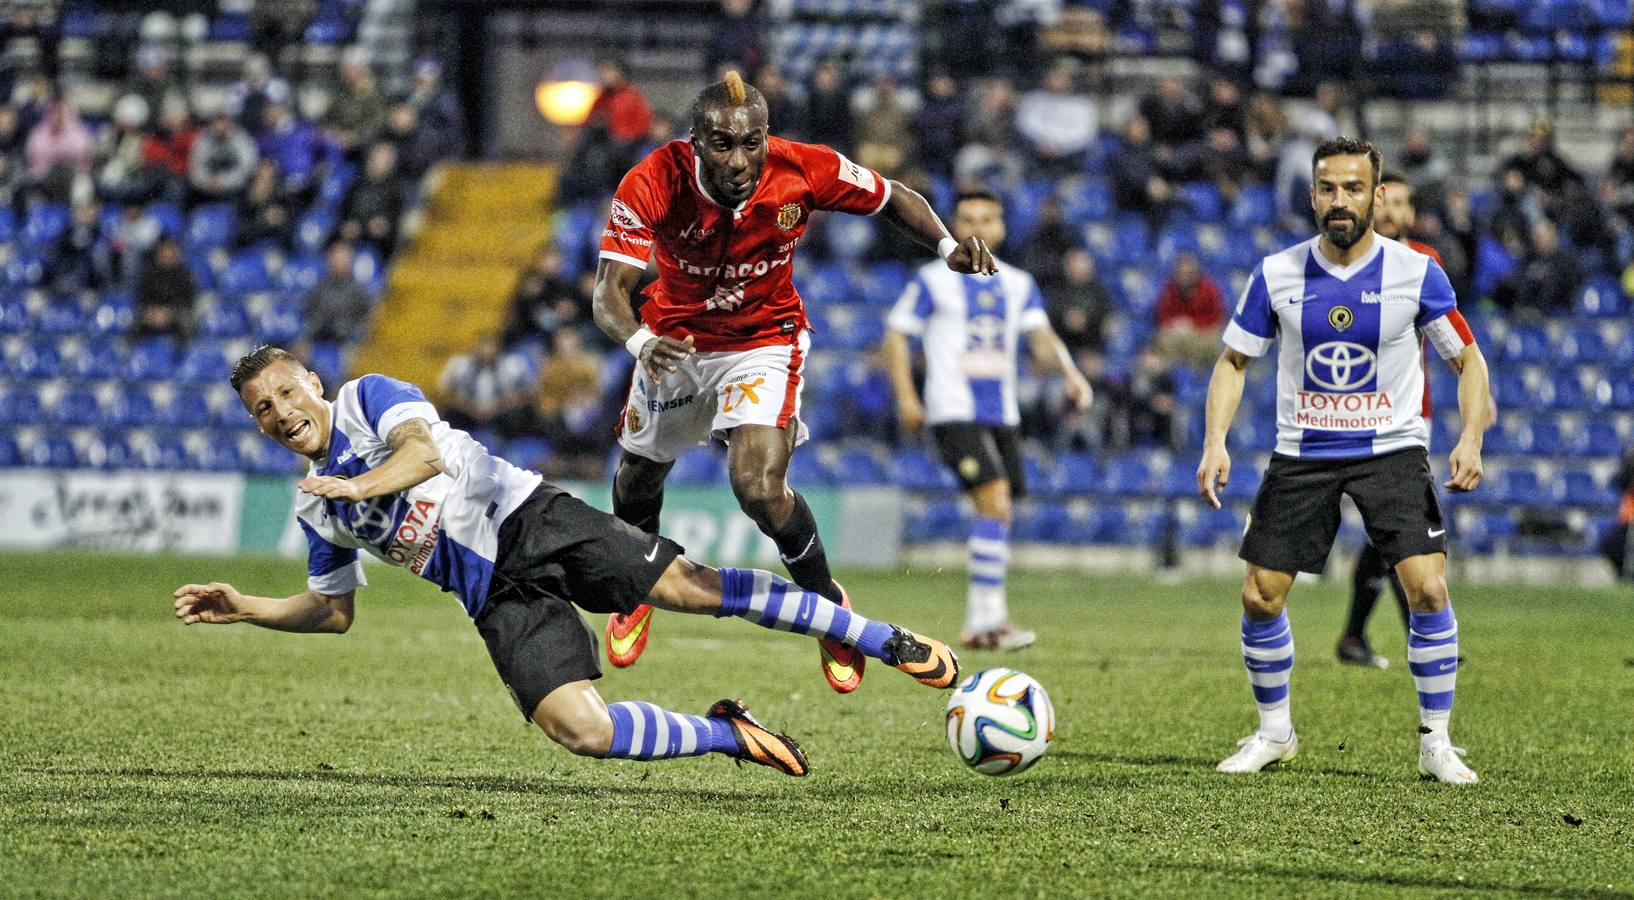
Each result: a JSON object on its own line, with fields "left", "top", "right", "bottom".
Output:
{"left": 1050, "top": 748, "right": 1380, "bottom": 780}
{"left": 1143, "top": 859, "right": 1634, "bottom": 899}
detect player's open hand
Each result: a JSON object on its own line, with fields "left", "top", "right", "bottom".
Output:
{"left": 945, "top": 236, "right": 998, "bottom": 276}
{"left": 1197, "top": 443, "right": 1231, "bottom": 510}
{"left": 1445, "top": 440, "right": 1483, "bottom": 492}
{"left": 299, "top": 475, "right": 364, "bottom": 502}
{"left": 174, "top": 582, "right": 247, "bottom": 625}
{"left": 641, "top": 333, "right": 695, "bottom": 382}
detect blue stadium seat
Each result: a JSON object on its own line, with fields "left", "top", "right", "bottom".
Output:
{"left": 890, "top": 447, "right": 948, "bottom": 490}
{"left": 200, "top": 300, "right": 251, "bottom": 339}
{"left": 922, "top": 498, "right": 967, "bottom": 542}
{"left": 256, "top": 303, "right": 304, "bottom": 343}
{"left": 51, "top": 388, "right": 102, "bottom": 427}
{"left": 0, "top": 293, "right": 28, "bottom": 333}
{"left": 1516, "top": 418, "right": 1564, "bottom": 455}
{"left": 861, "top": 261, "right": 912, "bottom": 308}
{"left": 1577, "top": 278, "right": 1627, "bottom": 317}
{"left": 104, "top": 389, "right": 157, "bottom": 428}
{"left": 1491, "top": 369, "right": 1531, "bottom": 410}
{"left": 1536, "top": 376, "right": 1586, "bottom": 411}
{"left": 1110, "top": 216, "right": 1152, "bottom": 265}
{"left": 669, "top": 449, "right": 727, "bottom": 485}
{"left": 27, "top": 434, "right": 80, "bottom": 468}
{"left": 0, "top": 388, "right": 44, "bottom": 426}
{"left": 1558, "top": 325, "right": 1607, "bottom": 364}
{"left": 161, "top": 392, "right": 214, "bottom": 428}
{"left": 294, "top": 209, "right": 336, "bottom": 255}
{"left": 3, "top": 251, "right": 44, "bottom": 287}
{"left": 1103, "top": 455, "right": 1152, "bottom": 497}
{"left": 1568, "top": 419, "right": 1621, "bottom": 457}
{"left": 1495, "top": 468, "right": 1546, "bottom": 505}
{"left": 1013, "top": 503, "right": 1069, "bottom": 543}
{"left": 1500, "top": 324, "right": 1550, "bottom": 363}
{"left": 797, "top": 262, "right": 855, "bottom": 306}
{"left": 306, "top": 341, "right": 344, "bottom": 386}
{"left": 1554, "top": 467, "right": 1604, "bottom": 506}
{"left": 68, "top": 341, "right": 122, "bottom": 379}
{"left": 834, "top": 446, "right": 887, "bottom": 484}
{"left": 11, "top": 337, "right": 62, "bottom": 379}
{"left": 88, "top": 432, "right": 137, "bottom": 469}
{"left": 0, "top": 433, "right": 18, "bottom": 466}
{"left": 0, "top": 206, "right": 13, "bottom": 241}
{"left": 210, "top": 10, "right": 253, "bottom": 40}
{"left": 177, "top": 344, "right": 231, "bottom": 384}
{"left": 143, "top": 435, "right": 192, "bottom": 470}
{"left": 1178, "top": 183, "right": 1224, "bottom": 222}
{"left": 198, "top": 439, "right": 244, "bottom": 472}
{"left": 123, "top": 339, "right": 178, "bottom": 381}
{"left": 220, "top": 251, "right": 272, "bottom": 295}
{"left": 186, "top": 204, "right": 238, "bottom": 250}
{"left": 1049, "top": 452, "right": 1099, "bottom": 494}
{"left": 23, "top": 203, "right": 70, "bottom": 247}
{"left": 278, "top": 253, "right": 326, "bottom": 295}
{"left": 351, "top": 245, "right": 385, "bottom": 294}
{"left": 86, "top": 295, "right": 133, "bottom": 337}
{"left": 37, "top": 300, "right": 85, "bottom": 335}
{"left": 1060, "top": 178, "right": 1113, "bottom": 225}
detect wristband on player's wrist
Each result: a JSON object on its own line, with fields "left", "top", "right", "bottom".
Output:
{"left": 625, "top": 326, "right": 656, "bottom": 359}
{"left": 937, "top": 236, "right": 959, "bottom": 261}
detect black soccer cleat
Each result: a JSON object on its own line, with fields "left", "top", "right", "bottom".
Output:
{"left": 707, "top": 698, "right": 810, "bottom": 777}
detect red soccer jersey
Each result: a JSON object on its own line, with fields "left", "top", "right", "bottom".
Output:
{"left": 1408, "top": 238, "right": 1447, "bottom": 419}
{"left": 598, "top": 136, "right": 891, "bottom": 351}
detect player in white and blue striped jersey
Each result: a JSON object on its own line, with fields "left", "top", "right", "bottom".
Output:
{"left": 1195, "top": 138, "right": 1494, "bottom": 784}
{"left": 170, "top": 346, "right": 962, "bottom": 779}
{"left": 884, "top": 190, "right": 1093, "bottom": 651}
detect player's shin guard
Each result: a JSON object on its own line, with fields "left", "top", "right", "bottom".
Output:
{"left": 717, "top": 567, "right": 893, "bottom": 659}
{"left": 604, "top": 701, "right": 737, "bottom": 760}
{"left": 762, "top": 492, "right": 841, "bottom": 602}
{"left": 966, "top": 517, "right": 1010, "bottom": 634}
{"left": 1242, "top": 612, "right": 1294, "bottom": 739}
{"left": 1408, "top": 604, "right": 1458, "bottom": 733}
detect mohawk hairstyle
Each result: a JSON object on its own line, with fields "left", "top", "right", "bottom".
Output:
{"left": 230, "top": 345, "right": 304, "bottom": 392}
{"left": 690, "top": 69, "right": 767, "bottom": 129}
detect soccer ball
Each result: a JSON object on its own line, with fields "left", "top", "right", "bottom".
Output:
{"left": 945, "top": 667, "right": 1055, "bottom": 776}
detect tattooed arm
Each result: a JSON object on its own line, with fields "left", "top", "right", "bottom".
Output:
{"left": 297, "top": 418, "right": 446, "bottom": 502}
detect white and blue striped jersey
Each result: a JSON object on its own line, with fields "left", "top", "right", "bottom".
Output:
{"left": 296, "top": 374, "right": 543, "bottom": 617}
{"left": 1223, "top": 235, "right": 1475, "bottom": 459}
{"left": 886, "top": 259, "right": 1050, "bottom": 427}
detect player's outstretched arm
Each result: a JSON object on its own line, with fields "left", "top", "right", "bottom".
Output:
{"left": 1444, "top": 342, "right": 1493, "bottom": 493}
{"left": 298, "top": 418, "right": 444, "bottom": 503}
{"left": 882, "top": 329, "right": 925, "bottom": 433}
{"left": 877, "top": 180, "right": 996, "bottom": 275}
{"left": 592, "top": 257, "right": 694, "bottom": 379}
{"left": 1025, "top": 327, "right": 1094, "bottom": 409}
{"left": 1197, "top": 347, "right": 1252, "bottom": 510}
{"left": 173, "top": 582, "right": 355, "bottom": 634}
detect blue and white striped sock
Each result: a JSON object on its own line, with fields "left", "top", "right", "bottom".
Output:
{"left": 967, "top": 517, "right": 1010, "bottom": 634}
{"left": 1408, "top": 604, "right": 1458, "bottom": 734}
{"left": 604, "top": 701, "right": 739, "bottom": 760}
{"left": 1242, "top": 612, "right": 1294, "bottom": 739}
{"left": 717, "top": 567, "right": 894, "bottom": 659}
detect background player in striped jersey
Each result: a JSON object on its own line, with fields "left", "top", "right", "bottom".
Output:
{"left": 1196, "top": 138, "right": 1494, "bottom": 783}
{"left": 171, "top": 347, "right": 960, "bottom": 779}
{"left": 593, "top": 71, "right": 995, "bottom": 692}
{"left": 884, "top": 190, "right": 1092, "bottom": 650}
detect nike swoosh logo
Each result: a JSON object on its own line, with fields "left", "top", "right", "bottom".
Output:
{"left": 608, "top": 611, "right": 650, "bottom": 656}
{"left": 644, "top": 543, "right": 661, "bottom": 562}
{"left": 1428, "top": 528, "right": 1445, "bottom": 538}
{"left": 779, "top": 535, "right": 817, "bottom": 565}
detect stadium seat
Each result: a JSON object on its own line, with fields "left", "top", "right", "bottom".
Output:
{"left": 161, "top": 392, "right": 214, "bottom": 429}
{"left": 220, "top": 251, "right": 272, "bottom": 295}
{"left": 278, "top": 254, "right": 326, "bottom": 295}
{"left": 1178, "top": 183, "right": 1224, "bottom": 222}
{"left": 51, "top": 389, "right": 102, "bottom": 427}
{"left": 198, "top": 439, "right": 244, "bottom": 472}
{"left": 294, "top": 209, "right": 336, "bottom": 255}
{"left": 27, "top": 434, "right": 80, "bottom": 468}
{"left": 200, "top": 300, "right": 251, "bottom": 339}
{"left": 1230, "top": 184, "right": 1278, "bottom": 227}
{"left": 0, "top": 293, "right": 28, "bottom": 333}
{"left": 86, "top": 296, "right": 133, "bottom": 337}
{"left": 0, "top": 388, "right": 44, "bottom": 426}
{"left": 1568, "top": 419, "right": 1621, "bottom": 457}
{"left": 11, "top": 338, "right": 62, "bottom": 380}
{"left": 105, "top": 389, "right": 158, "bottom": 428}
{"left": 122, "top": 339, "right": 178, "bottom": 381}
{"left": 921, "top": 497, "right": 967, "bottom": 542}
{"left": 1500, "top": 324, "right": 1550, "bottom": 363}
{"left": 834, "top": 446, "right": 887, "bottom": 484}
{"left": 3, "top": 251, "right": 43, "bottom": 287}
{"left": 143, "top": 435, "right": 192, "bottom": 470}
{"left": 1554, "top": 467, "right": 1605, "bottom": 507}
{"left": 1495, "top": 468, "right": 1546, "bottom": 505}
{"left": 68, "top": 341, "right": 122, "bottom": 380}
{"left": 148, "top": 202, "right": 185, "bottom": 237}
{"left": 87, "top": 432, "right": 137, "bottom": 469}
{"left": 1536, "top": 377, "right": 1585, "bottom": 412}
{"left": 669, "top": 449, "right": 727, "bottom": 485}
{"left": 177, "top": 344, "right": 231, "bottom": 384}
{"left": 1049, "top": 452, "right": 1099, "bottom": 494}
{"left": 861, "top": 261, "right": 912, "bottom": 308}
{"left": 1060, "top": 178, "right": 1113, "bottom": 225}
{"left": 1013, "top": 503, "right": 1069, "bottom": 543}
{"left": 22, "top": 203, "right": 71, "bottom": 247}
{"left": 1516, "top": 418, "right": 1564, "bottom": 455}
{"left": 889, "top": 447, "right": 947, "bottom": 490}
{"left": 305, "top": 341, "right": 344, "bottom": 386}
{"left": 0, "top": 433, "right": 18, "bottom": 466}
{"left": 1577, "top": 278, "right": 1627, "bottom": 317}
{"left": 256, "top": 303, "right": 304, "bottom": 343}
{"left": 186, "top": 204, "right": 238, "bottom": 250}
{"left": 1103, "top": 455, "right": 1152, "bottom": 497}
{"left": 37, "top": 300, "right": 86, "bottom": 336}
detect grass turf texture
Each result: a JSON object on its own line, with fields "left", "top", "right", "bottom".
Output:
{"left": 2, "top": 550, "right": 1632, "bottom": 898}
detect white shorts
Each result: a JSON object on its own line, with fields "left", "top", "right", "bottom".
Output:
{"left": 617, "top": 331, "right": 811, "bottom": 463}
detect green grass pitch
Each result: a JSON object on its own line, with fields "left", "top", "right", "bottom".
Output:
{"left": 2, "top": 550, "right": 1632, "bottom": 897}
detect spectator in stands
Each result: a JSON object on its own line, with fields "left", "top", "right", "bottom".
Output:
{"left": 1015, "top": 58, "right": 1096, "bottom": 177}
{"left": 1122, "top": 346, "right": 1177, "bottom": 448}
{"left": 1016, "top": 197, "right": 1077, "bottom": 291}
{"left": 323, "top": 47, "right": 387, "bottom": 162}
{"left": 121, "top": 46, "right": 174, "bottom": 123}
{"left": 754, "top": 65, "right": 801, "bottom": 140}
{"left": 1314, "top": 81, "right": 1360, "bottom": 138}
{"left": 47, "top": 201, "right": 112, "bottom": 292}
{"left": 706, "top": 0, "right": 764, "bottom": 80}
{"left": 258, "top": 100, "right": 322, "bottom": 198}
{"left": 1199, "top": 125, "right": 1251, "bottom": 204}
{"left": 1609, "top": 127, "right": 1634, "bottom": 228}
{"left": 1495, "top": 219, "right": 1582, "bottom": 318}
{"left": 24, "top": 99, "right": 93, "bottom": 205}
{"left": 408, "top": 57, "right": 464, "bottom": 159}
{"left": 1047, "top": 248, "right": 1112, "bottom": 355}
{"left": 1203, "top": 76, "right": 1246, "bottom": 138}
{"left": 338, "top": 142, "right": 404, "bottom": 255}
{"left": 1153, "top": 250, "right": 1226, "bottom": 368}
{"left": 954, "top": 78, "right": 1023, "bottom": 193}
{"left": 1242, "top": 90, "right": 1286, "bottom": 182}
{"left": 301, "top": 240, "right": 375, "bottom": 346}
{"left": 803, "top": 60, "right": 853, "bottom": 153}
{"left": 94, "top": 94, "right": 157, "bottom": 204}
{"left": 852, "top": 73, "right": 918, "bottom": 178}
{"left": 1398, "top": 127, "right": 1450, "bottom": 210}
{"left": 11, "top": 71, "right": 53, "bottom": 136}
{"left": 0, "top": 102, "right": 22, "bottom": 160}
{"left": 1504, "top": 118, "right": 1583, "bottom": 208}
{"left": 1485, "top": 165, "right": 1542, "bottom": 255}
{"left": 0, "top": 148, "right": 22, "bottom": 219}
{"left": 914, "top": 70, "right": 964, "bottom": 179}
{"left": 133, "top": 235, "right": 197, "bottom": 343}
{"left": 142, "top": 96, "right": 197, "bottom": 202}
{"left": 557, "top": 57, "right": 652, "bottom": 202}
{"left": 1274, "top": 109, "right": 1338, "bottom": 232}
{"left": 1138, "top": 75, "right": 1203, "bottom": 169}
{"left": 635, "top": 111, "right": 679, "bottom": 162}
{"left": 502, "top": 243, "right": 591, "bottom": 349}
{"left": 229, "top": 54, "right": 291, "bottom": 138}
{"left": 188, "top": 109, "right": 259, "bottom": 207}
{"left": 109, "top": 202, "right": 162, "bottom": 288}
{"left": 1110, "top": 114, "right": 1174, "bottom": 229}
{"left": 533, "top": 327, "right": 610, "bottom": 479}
{"left": 234, "top": 160, "right": 295, "bottom": 250}
{"left": 383, "top": 98, "right": 440, "bottom": 184}
{"left": 1037, "top": 7, "right": 1112, "bottom": 87}
{"left": 436, "top": 332, "right": 536, "bottom": 437}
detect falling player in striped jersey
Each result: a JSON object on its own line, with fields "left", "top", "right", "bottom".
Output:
{"left": 884, "top": 190, "right": 1093, "bottom": 650}
{"left": 1196, "top": 138, "right": 1494, "bottom": 783}
{"left": 593, "top": 71, "right": 993, "bottom": 692}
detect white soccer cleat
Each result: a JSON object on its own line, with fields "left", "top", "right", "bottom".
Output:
{"left": 1418, "top": 734, "right": 1479, "bottom": 785}
{"left": 1216, "top": 730, "right": 1299, "bottom": 773}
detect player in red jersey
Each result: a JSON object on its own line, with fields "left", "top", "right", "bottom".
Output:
{"left": 1337, "top": 171, "right": 1460, "bottom": 669}
{"left": 593, "top": 71, "right": 993, "bottom": 691}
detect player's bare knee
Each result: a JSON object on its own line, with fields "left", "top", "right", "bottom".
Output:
{"left": 1408, "top": 573, "right": 1450, "bottom": 613}
{"left": 730, "top": 468, "right": 788, "bottom": 525}
{"left": 1241, "top": 575, "right": 1285, "bottom": 619}
{"left": 972, "top": 481, "right": 1012, "bottom": 524}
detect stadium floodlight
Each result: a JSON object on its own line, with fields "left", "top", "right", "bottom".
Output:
{"left": 535, "top": 58, "right": 598, "bottom": 126}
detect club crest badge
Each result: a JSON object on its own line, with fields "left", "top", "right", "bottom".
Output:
{"left": 776, "top": 202, "right": 802, "bottom": 230}
{"left": 1329, "top": 305, "right": 1354, "bottom": 331}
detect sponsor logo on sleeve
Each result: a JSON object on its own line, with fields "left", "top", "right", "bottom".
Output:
{"left": 835, "top": 152, "right": 876, "bottom": 191}
{"left": 609, "top": 199, "right": 645, "bottom": 231}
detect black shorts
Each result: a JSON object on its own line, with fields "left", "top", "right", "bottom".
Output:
{"left": 477, "top": 484, "right": 684, "bottom": 719}
{"left": 932, "top": 423, "right": 1026, "bottom": 497}
{"left": 1239, "top": 447, "right": 1447, "bottom": 575}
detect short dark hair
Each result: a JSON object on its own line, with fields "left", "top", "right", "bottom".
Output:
{"left": 954, "top": 189, "right": 1003, "bottom": 210}
{"left": 1379, "top": 170, "right": 1408, "bottom": 188}
{"left": 690, "top": 70, "right": 767, "bottom": 131}
{"left": 230, "top": 345, "right": 304, "bottom": 393}
{"left": 1312, "top": 136, "right": 1381, "bottom": 187}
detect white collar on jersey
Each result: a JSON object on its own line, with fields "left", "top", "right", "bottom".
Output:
{"left": 1308, "top": 233, "right": 1383, "bottom": 281}
{"left": 693, "top": 155, "right": 752, "bottom": 218}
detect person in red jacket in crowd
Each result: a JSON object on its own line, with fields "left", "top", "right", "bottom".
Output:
{"left": 1153, "top": 249, "right": 1227, "bottom": 367}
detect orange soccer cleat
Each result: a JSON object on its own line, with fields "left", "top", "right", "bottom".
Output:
{"left": 817, "top": 581, "right": 866, "bottom": 693}
{"left": 882, "top": 627, "right": 961, "bottom": 689}
{"left": 708, "top": 698, "right": 810, "bottom": 777}
{"left": 605, "top": 603, "right": 654, "bottom": 668}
